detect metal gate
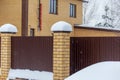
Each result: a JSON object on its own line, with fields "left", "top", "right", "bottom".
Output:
{"left": 70, "top": 37, "right": 120, "bottom": 74}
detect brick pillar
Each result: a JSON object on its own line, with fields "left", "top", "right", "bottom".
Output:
{"left": 0, "top": 24, "right": 17, "bottom": 79}
{"left": 53, "top": 32, "right": 71, "bottom": 80}
{"left": 51, "top": 21, "right": 72, "bottom": 80}
{"left": 0, "top": 33, "right": 12, "bottom": 79}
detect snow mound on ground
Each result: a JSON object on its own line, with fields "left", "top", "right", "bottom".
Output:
{"left": 65, "top": 61, "right": 120, "bottom": 80}
{"left": 7, "top": 69, "right": 53, "bottom": 80}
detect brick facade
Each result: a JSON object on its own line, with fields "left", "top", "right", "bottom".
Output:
{"left": 0, "top": 0, "right": 82, "bottom": 36}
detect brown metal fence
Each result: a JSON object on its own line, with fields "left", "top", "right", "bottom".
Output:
{"left": 11, "top": 36, "right": 53, "bottom": 72}
{"left": 70, "top": 37, "right": 120, "bottom": 74}
{"left": 0, "top": 36, "right": 120, "bottom": 74}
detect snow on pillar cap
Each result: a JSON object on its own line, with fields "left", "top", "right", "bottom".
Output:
{"left": 51, "top": 21, "right": 72, "bottom": 32}
{"left": 0, "top": 24, "right": 18, "bottom": 33}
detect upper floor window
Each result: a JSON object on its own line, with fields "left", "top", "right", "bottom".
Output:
{"left": 70, "top": 3, "right": 76, "bottom": 18}
{"left": 49, "top": 0, "right": 58, "bottom": 14}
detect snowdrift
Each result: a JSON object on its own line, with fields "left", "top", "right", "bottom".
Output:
{"left": 65, "top": 61, "right": 120, "bottom": 80}
{"left": 7, "top": 69, "right": 53, "bottom": 80}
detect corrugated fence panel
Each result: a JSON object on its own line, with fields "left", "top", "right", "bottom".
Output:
{"left": 11, "top": 36, "right": 53, "bottom": 72}
{"left": 70, "top": 37, "right": 120, "bottom": 74}
{"left": 0, "top": 37, "right": 1, "bottom": 66}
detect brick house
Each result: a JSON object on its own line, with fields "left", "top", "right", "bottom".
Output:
{"left": 0, "top": 0, "right": 82, "bottom": 36}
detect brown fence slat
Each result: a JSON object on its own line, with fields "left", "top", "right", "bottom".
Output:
{"left": 11, "top": 36, "right": 53, "bottom": 72}
{"left": 0, "top": 37, "right": 1, "bottom": 66}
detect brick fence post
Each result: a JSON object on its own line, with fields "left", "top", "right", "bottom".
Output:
{"left": 51, "top": 21, "right": 72, "bottom": 80}
{"left": 0, "top": 24, "right": 17, "bottom": 79}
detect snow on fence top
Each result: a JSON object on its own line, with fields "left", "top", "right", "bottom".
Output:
{"left": 51, "top": 21, "right": 72, "bottom": 32}
{"left": 65, "top": 61, "right": 120, "bottom": 80}
{"left": 0, "top": 24, "right": 18, "bottom": 33}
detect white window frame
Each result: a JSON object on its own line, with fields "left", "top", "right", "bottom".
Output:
{"left": 70, "top": 3, "right": 76, "bottom": 18}
{"left": 49, "top": 0, "right": 57, "bottom": 14}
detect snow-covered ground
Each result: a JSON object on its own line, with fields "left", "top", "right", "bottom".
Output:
{"left": 65, "top": 61, "right": 120, "bottom": 80}
{"left": 7, "top": 69, "right": 53, "bottom": 80}
{"left": 7, "top": 61, "right": 120, "bottom": 80}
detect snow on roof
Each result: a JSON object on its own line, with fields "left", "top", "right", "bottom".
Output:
{"left": 0, "top": 24, "right": 18, "bottom": 33}
{"left": 75, "top": 24, "right": 120, "bottom": 31}
{"left": 51, "top": 21, "right": 72, "bottom": 32}
{"left": 65, "top": 61, "right": 120, "bottom": 80}
{"left": 7, "top": 69, "right": 53, "bottom": 80}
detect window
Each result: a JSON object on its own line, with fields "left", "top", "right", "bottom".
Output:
{"left": 70, "top": 3, "right": 76, "bottom": 18}
{"left": 30, "top": 28, "right": 35, "bottom": 36}
{"left": 49, "top": 0, "right": 58, "bottom": 14}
